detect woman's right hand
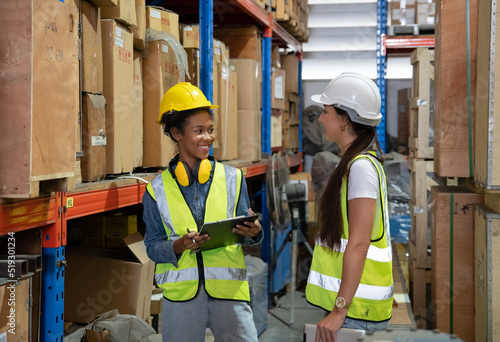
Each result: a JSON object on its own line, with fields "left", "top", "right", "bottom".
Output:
{"left": 315, "top": 309, "right": 345, "bottom": 342}
{"left": 173, "top": 230, "right": 210, "bottom": 254}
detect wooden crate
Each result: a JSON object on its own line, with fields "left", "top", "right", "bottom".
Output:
{"left": 409, "top": 48, "right": 434, "bottom": 159}
{"left": 431, "top": 186, "right": 483, "bottom": 342}
{"left": 474, "top": 0, "right": 500, "bottom": 190}
{"left": 434, "top": 0, "right": 479, "bottom": 178}
{"left": 273, "top": 0, "right": 292, "bottom": 21}
{"left": 474, "top": 203, "right": 500, "bottom": 342}
{"left": 408, "top": 159, "right": 446, "bottom": 268}
{"left": 0, "top": 0, "right": 79, "bottom": 198}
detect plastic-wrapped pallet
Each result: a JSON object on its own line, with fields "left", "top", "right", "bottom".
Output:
{"left": 245, "top": 255, "right": 268, "bottom": 335}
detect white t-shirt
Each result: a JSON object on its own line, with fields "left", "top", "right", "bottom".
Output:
{"left": 347, "top": 158, "right": 379, "bottom": 201}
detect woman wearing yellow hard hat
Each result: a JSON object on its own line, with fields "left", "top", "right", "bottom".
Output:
{"left": 143, "top": 82, "right": 262, "bottom": 342}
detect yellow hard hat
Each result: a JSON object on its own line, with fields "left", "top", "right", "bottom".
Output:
{"left": 157, "top": 82, "right": 219, "bottom": 124}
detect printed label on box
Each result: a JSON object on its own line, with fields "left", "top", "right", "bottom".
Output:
{"left": 221, "top": 65, "right": 229, "bottom": 80}
{"left": 150, "top": 9, "right": 161, "bottom": 19}
{"left": 118, "top": 48, "right": 132, "bottom": 64}
{"left": 162, "top": 44, "right": 169, "bottom": 53}
{"left": 274, "top": 76, "right": 284, "bottom": 99}
{"left": 195, "top": 49, "right": 200, "bottom": 57}
{"left": 115, "top": 36, "right": 124, "bottom": 48}
{"left": 115, "top": 26, "right": 122, "bottom": 38}
{"left": 184, "top": 25, "right": 193, "bottom": 31}
{"left": 92, "top": 136, "right": 107, "bottom": 146}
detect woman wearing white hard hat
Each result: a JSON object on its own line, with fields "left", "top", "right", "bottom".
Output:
{"left": 305, "top": 73, "right": 393, "bottom": 342}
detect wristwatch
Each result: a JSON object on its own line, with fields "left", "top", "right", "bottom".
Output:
{"left": 335, "top": 296, "right": 350, "bottom": 309}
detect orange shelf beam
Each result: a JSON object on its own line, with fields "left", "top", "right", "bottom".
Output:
{"left": 0, "top": 196, "right": 57, "bottom": 235}
{"left": 386, "top": 36, "right": 435, "bottom": 49}
{"left": 66, "top": 183, "right": 147, "bottom": 220}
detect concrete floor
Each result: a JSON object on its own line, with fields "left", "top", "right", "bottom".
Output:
{"left": 258, "top": 289, "right": 326, "bottom": 342}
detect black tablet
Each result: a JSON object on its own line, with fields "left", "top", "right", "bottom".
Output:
{"left": 197, "top": 214, "right": 259, "bottom": 251}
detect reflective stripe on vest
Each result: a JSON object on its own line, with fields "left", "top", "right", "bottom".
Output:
{"left": 306, "top": 152, "right": 393, "bottom": 322}
{"left": 147, "top": 162, "right": 249, "bottom": 301}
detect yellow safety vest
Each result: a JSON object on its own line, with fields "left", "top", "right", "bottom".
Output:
{"left": 306, "top": 152, "right": 393, "bottom": 322}
{"left": 146, "top": 161, "right": 250, "bottom": 302}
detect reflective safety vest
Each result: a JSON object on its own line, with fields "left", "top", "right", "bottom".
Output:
{"left": 146, "top": 161, "right": 250, "bottom": 302}
{"left": 306, "top": 152, "right": 393, "bottom": 322}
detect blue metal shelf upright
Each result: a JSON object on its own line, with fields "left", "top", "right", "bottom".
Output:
{"left": 376, "top": 0, "right": 387, "bottom": 152}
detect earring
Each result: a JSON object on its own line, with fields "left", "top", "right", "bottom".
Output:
{"left": 340, "top": 124, "right": 346, "bottom": 132}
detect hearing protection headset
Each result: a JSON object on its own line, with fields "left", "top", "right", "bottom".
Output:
{"left": 169, "top": 155, "right": 214, "bottom": 187}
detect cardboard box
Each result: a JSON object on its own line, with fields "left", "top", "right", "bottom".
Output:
{"left": 132, "top": 50, "right": 143, "bottom": 168}
{"left": 230, "top": 59, "right": 262, "bottom": 111}
{"left": 281, "top": 54, "right": 299, "bottom": 94}
{"left": 271, "top": 114, "right": 282, "bottom": 148}
{"left": 397, "top": 88, "right": 411, "bottom": 151}
{"left": 215, "top": 26, "right": 261, "bottom": 62}
{"left": 105, "top": 214, "right": 138, "bottom": 248}
{"left": 142, "top": 40, "right": 178, "bottom": 167}
{"left": 180, "top": 24, "right": 199, "bottom": 49}
{"left": 271, "top": 68, "right": 286, "bottom": 110}
{"left": 185, "top": 48, "right": 199, "bottom": 87}
{"left": 145, "top": 7, "right": 179, "bottom": 41}
{"left": 213, "top": 63, "right": 238, "bottom": 161}
{"left": 0, "top": 0, "right": 79, "bottom": 198}
{"left": 101, "top": 0, "right": 137, "bottom": 28}
{"left": 65, "top": 232, "right": 155, "bottom": 323}
{"left": 0, "top": 277, "right": 31, "bottom": 341}
{"left": 238, "top": 110, "right": 261, "bottom": 161}
{"left": 82, "top": 1, "right": 103, "bottom": 93}
{"left": 101, "top": 20, "right": 134, "bottom": 174}
{"left": 81, "top": 94, "right": 107, "bottom": 182}
{"left": 131, "top": 0, "right": 146, "bottom": 50}
{"left": 271, "top": 45, "right": 281, "bottom": 68}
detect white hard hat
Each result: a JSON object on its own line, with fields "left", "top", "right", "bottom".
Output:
{"left": 311, "top": 72, "right": 382, "bottom": 126}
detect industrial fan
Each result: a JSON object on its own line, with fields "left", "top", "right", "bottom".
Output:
{"left": 265, "top": 154, "right": 313, "bottom": 327}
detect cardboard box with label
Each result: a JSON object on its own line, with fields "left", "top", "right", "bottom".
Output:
{"left": 65, "top": 232, "right": 155, "bottom": 323}
{"left": 81, "top": 94, "right": 107, "bottom": 182}
{"left": 230, "top": 59, "right": 262, "bottom": 111}
{"left": 101, "top": 20, "right": 134, "bottom": 174}
{"left": 213, "top": 63, "right": 238, "bottom": 161}
{"left": 238, "top": 110, "right": 261, "bottom": 162}
{"left": 146, "top": 7, "right": 179, "bottom": 41}
{"left": 0, "top": 277, "right": 31, "bottom": 341}
{"left": 180, "top": 24, "right": 199, "bottom": 49}
{"left": 101, "top": 0, "right": 137, "bottom": 28}
{"left": 132, "top": 50, "right": 143, "bottom": 168}
{"left": 271, "top": 68, "right": 286, "bottom": 110}
{"left": 143, "top": 40, "right": 179, "bottom": 167}
{"left": 82, "top": 1, "right": 103, "bottom": 93}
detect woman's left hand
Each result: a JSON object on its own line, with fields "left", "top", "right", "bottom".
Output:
{"left": 233, "top": 209, "right": 262, "bottom": 238}
{"left": 315, "top": 309, "right": 346, "bottom": 342}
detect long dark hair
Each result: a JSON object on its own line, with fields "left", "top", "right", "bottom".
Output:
{"left": 317, "top": 106, "right": 383, "bottom": 250}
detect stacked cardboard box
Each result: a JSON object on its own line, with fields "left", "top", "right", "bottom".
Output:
{"left": 81, "top": 1, "right": 107, "bottom": 182}
{"left": 281, "top": 54, "right": 300, "bottom": 153}
{"left": 231, "top": 59, "right": 262, "bottom": 162}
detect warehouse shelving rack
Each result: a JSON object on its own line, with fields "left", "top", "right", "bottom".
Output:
{"left": 0, "top": 0, "right": 303, "bottom": 340}
{"left": 377, "top": 0, "right": 435, "bottom": 152}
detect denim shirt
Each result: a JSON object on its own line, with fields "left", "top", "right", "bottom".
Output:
{"left": 143, "top": 161, "right": 263, "bottom": 267}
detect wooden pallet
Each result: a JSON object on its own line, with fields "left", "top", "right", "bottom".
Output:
{"left": 408, "top": 159, "right": 446, "bottom": 268}
{"left": 409, "top": 48, "right": 434, "bottom": 159}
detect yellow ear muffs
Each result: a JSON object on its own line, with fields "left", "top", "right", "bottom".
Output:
{"left": 197, "top": 159, "right": 212, "bottom": 184}
{"left": 175, "top": 161, "right": 192, "bottom": 187}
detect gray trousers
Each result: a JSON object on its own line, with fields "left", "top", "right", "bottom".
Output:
{"left": 161, "top": 284, "right": 258, "bottom": 342}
